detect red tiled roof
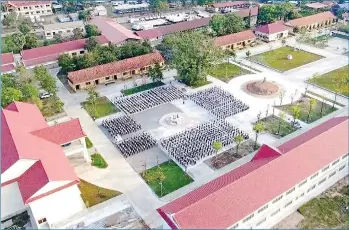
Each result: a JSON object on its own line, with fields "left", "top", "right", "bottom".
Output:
{"left": 255, "top": 21, "right": 290, "bottom": 34}
{"left": 136, "top": 18, "right": 210, "bottom": 40}
{"left": 287, "top": 11, "right": 336, "bottom": 27}
{"left": 158, "top": 116, "right": 349, "bottom": 229}
{"left": 8, "top": 1, "right": 50, "bottom": 7}
{"left": 234, "top": 6, "right": 259, "bottom": 18}
{"left": 1, "top": 52, "right": 15, "bottom": 65}
{"left": 211, "top": 1, "right": 249, "bottom": 8}
{"left": 32, "top": 119, "right": 85, "bottom": 145}
{"left": 214, "top": 30, "right": 256, "bottom": 47}
{"left": 1, "top": 64, "right": 16, "bottom": 73}
{"left": 305, "top": 2, "right": 328, "bottom": 9}
{"left": 251, "top": 144, "right": 281, "bottom": 161}
{"left": 21, "top": 36, "right": 108, "bottom": 67}
{"left": 89, "top": 16, "right": 141, "bottom": 44}
{"left": 1, "top": 102, "right": 84, "bottom": 203}
{"left": 68, "top": 51, "right": 164, "bottom": 84}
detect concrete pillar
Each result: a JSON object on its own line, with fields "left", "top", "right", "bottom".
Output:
{"left": 80, "top": 137, "right": 91, "bottom": 163}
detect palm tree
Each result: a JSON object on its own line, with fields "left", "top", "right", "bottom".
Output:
{"left": 212, "top": 140, "right": 223, "bottom": 163}
{"left": 307, "top": 98, "right": 316, "bottom": 122}
{"left": 277, "top": 112, "right": 286, "bottom": 135}
{"left": 86, "top": 85, "right": 99, "bottom": 119}
{"left": 253, "top": 122, "right": 264, "bottom": 149}
{"left": 234, "top": 135, "right": 244, "bottom": 154}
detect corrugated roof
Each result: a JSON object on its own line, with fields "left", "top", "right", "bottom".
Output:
{"left": 43, "top": 20, "right": 84, "bottom": 31}
{"left": 234, "top": 6, "right": 259, "bottom": 18}
{"left": 158, "top": 116, "right": 349, "bottom": 229}
{"left": 68, "top": 51, "right": 164, "bottom": 84}
{"left": 305, "top": 2, "right": 328, "bottom": 9}
{"left": 214, "top": 29, "right": 256, "bottom": 47}
{"left": 255, "top": 21, "right": 290, "bottom": 34}
{"left": 211, "top": 1, "right": 249, "bottom": 8}
{"left": 287, "top": 11, "right": 336, "bottom": 27}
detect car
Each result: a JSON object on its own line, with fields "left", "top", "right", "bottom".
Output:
{"left": 39, "top": 91, "right": 53, "bottom": 99}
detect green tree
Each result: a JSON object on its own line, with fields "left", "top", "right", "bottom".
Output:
{"left": 85, "top": 24, "right": 101, "bottom": 37}
{"left": 86, "top": 85, "right": 100, "bottom": 118}
{"left": 1, "top": 73, "right": 16, "bottom": 88}
{"left": 85, "top": 36, "right": 100, "bottom": 52}
{"left": 253, "top": 122, "right": 264, "bottom": 149}
{"left": 93, "top": 45, "right": 117, "bottom": 64}
{"left": 21, "top": 84, "right": 39, "bottom": 100}
{"left": 53, "top": 33, "right": 63, "bottom": 43}
{"left": 290, "top": 104, "right": 301, "bottom": 124}
{"left": 16, "top": 66, "right": 34, "bottom": 86}
{"left": 148, "top": 63, "right": 163, "bottom": 82}
{"left": 2, "top": 88, "right": 22, "bottom": 107}
{"left": 72, "top": 27, "right": 84, "bottom": 39}
{"left": 78, "top": 10, "right": 91, "bottom": 21}
{"left": 2, "top": 12, "right": 17, "bottom": 27}
{"left": 162, "top": 31, "right": 223, "bottom": 86}
{"left": 76, "top": 53, "right": 98, "bottom": 69}
{"left": 5, "top": 38, "right": 19, "bottom": 53}
{"left": 24, "top": 33, "right": 39, "bottom": 49}
{"left": 257, "top": 4, "right": 279, "bottom": 25}
{"left": 19, "top": 23, "right": 31, "bottom": 35}
{"left": 58, "top": 54, "right": 76, "bottom": 73}
{"left": 11, "top": 33, "right": 26, "bottom": 51}
{"left": 209, "top": 13, "right": 246, "bottom": 36}
{"left": 26, "top": 95, "right": 43, "bottom": 110}
{"left": 53, "top": 96, "right": 64, "bottom": 112}
{"left": 277, "top": 111, "right": 286, "bottom": 135}
{"left": 41, "top": 75, "right": 57, "bottom": 95}
{"left": 306, "top": 98, "right": 316, "bottom": 122}
{"left": 234, "top": 135, "right": 244, "bottom": 154}
{"left": 212, "top": 140, "right": 223, "bottom": 162}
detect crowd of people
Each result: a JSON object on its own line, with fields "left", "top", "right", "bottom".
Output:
{"left": 102, "top": 115, "right": 142, "bottom": 137}
{"left": 112, "top": 85, "right": 184, "bottom": 114}
{"left": 116, "top": 132, "right": 157, "bottom": 158}
{"left": 159, "top": 119, "right": 249, "bottom": 167}
{"left": 189, "top": 86, "right": 249, "bottom": 119}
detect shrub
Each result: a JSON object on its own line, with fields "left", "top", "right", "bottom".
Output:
{"left": 85, "top": 137, "right": 93, "bottom": 149}
{"left": 91, "top": 153, "right": 108, "bottom": 168}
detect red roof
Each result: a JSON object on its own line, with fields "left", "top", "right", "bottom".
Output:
{"left": 135, "top": 18, "right": 210, "bottom": 40}
{"left": 21, "top": 35, "right": 108, "bottom": 67}
{"left": 158, "top": 116, "right": 349, "bottom": 229}
{"left": 1, "top": 102, "right": 84, "bottom": 203}
{"left": 89, "top": 16, "right": 141, "bottom": 44}
{"left": 1, "top": 64, "right": 16, "bottom": 73}
{"left": 255, "top": 21, "right": 290, "bottom": 34}
{"left": 1, "top": 52, "right": 15, "bottom": 65}
{"left": 234, "top": 6, "right": 259, "bottom": 18}
{"left": 214, "top": 30, "right": 256, "bottom": 47}
{"left": 8, "top": 1, "right": 50, "bottom": 7}
{"left": 68, "top": 51, "right": 164, "bottom": 84}
{"left": 251, "top": 144, "right": 281, "bottom": 161}
{"left": 211, "top": 1, "right": 249, "bottom": 8}
{"left": 305, "top": 2, "right": 328, "bottom": 9}
{"left": 287, "top": 11, "right": 336, "bottom": 27}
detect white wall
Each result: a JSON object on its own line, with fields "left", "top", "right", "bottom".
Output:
{"left": 31, "top": 181, "right": 72, "bottom": 198}
{"left": 29, "top": 184, "right": 86, "bottom": 227}
{"left": 1, "top": 182, "right": 26, "bottom": 219}
{"left": 1, "top": 159, "right": 37, "bottom": 184}
{"left": 255, "top": 30, "right": 288, "bottom": 42}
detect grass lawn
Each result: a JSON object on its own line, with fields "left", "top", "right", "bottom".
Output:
{"left": 298, "top": 186, "right": 348, "bottom": 229}
{"left": 41, "top": 97, "right": 64, "bottom": 118}
{"left": 91, "top": 153, "right": 108, "bottom": 168}
{"left": 250, "top": 46, "right": 323, "bottom": 72}
{"left": 277, "top": 96, "right": 337, "bottom": 123}
{"left": 141, "top": 161, "right": 193, "bottom": 197}
{"left": 78, "top": 179, "right": 122, "bottom": 207}
{"left": 209, "top": 63, "right": 251, "bottom": 82}
{"left": 122, "top": 81, "right": 165, "bottom": 95}
{"left": 309, "top": 66, "right": 348, "bottom": 96}
{"left": 82, "top": 96, "right": 119, "bottom": 119}
{"left": 261, "top": 115, "right": 298, "bottom": 138}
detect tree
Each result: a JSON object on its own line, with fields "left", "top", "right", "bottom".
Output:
{"left": 2, "top": 73, "right": 16, "bottom": 88}
{"left": 209, "top": 13, "right": 246, "bottom": 36}
{"left": 277, "top": 111, "right": 286, "bottom": 135}
{"left": 11, "top": 33, "right": 26, "bottom": 51}
{"left": 58, "top": 54, "right": 76, "bottom": 73}
{"left": 2, "top": 87, "right": 22, "bottom": 107}
{"left": 253, "top": 122, "right": 264, "bottom": 149}
{"left": 149, "top": 0, "right": 168, "bottom": 12}
{"left": 16, "top": 66, "right": 34, "bottom": 86}
{"left": 162, "top": 31, "right": 223, "bottom": 86}
{"left": 307, "top": 98, "right": 316, "bottom": 122}
{"left": 53, "top": 96, "right": 64, "bottom": 113}
{"left": 4, "top": 38, "right": 19, "bottom": 53}
{"left": 21, "top": 84, "right": 39, "bottom": 100}
{"left": 148, "top": 63, "right": 163, "bottom": 82}
{"left": 24, "top": 33, "right": 38, "bottom": 49}
{"left": 53, "top": 33, "right": 63, "bottom": 43}
{"left": 78, "top": 10, "right": 91, "bottom": 21}
{"left": 26, "top": 94, "right": 43, "bottom": 110}
{"left": 87, "top": 85, "right": 100, "bottom": 118}
{"left": 257, "top": 3, "right": 295, "bottom": 25}
{"left": 19, "top": 23, "right": 31, "bottom": 35}
{"left": 290, "top": 104, "right": 301, "bottom": 124}
{"left": 85, "top": 24, "right": 101, "bottom": 37}
{"left": 2, "top": 12, "right": 17, "bottom": 27}
{"left": 212, "top": 140, "right": 223, "bottom": 162}
{"left": 332, "top": 74, "right": 347, "bottom": 108}
{"left": 85, "top": 36, "right": 100, "bottom": 51}
{"left": 279, "top": 91, "right": 285, "bottom": 106}
{"left": 72, "top": 28, "right": 84, "bottom": 39}
{"left": 246, "top": 50, "right": 251, "bottom": 69}
{"left": 41, "top": 75, "right": 57, "bottom": 95}
{"left": 234, "top": 135, "right": 244, "bottom": 154}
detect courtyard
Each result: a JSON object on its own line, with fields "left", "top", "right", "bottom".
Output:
{"left": 209, "top": 62, "right": 251, "bottom": 83}
{"left": 250, "top": 46, "right": 323, "bottom": 72}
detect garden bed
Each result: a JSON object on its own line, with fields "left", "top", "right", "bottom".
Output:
{"left": 141, "top": 161, "right": 193, "bottom": 197}
{"left": 209, "top": 63, "right": 251, "bottom": 83}
{"left": 91, "top": 153, "right": 108, "bottom": 168}
{"left": 250, "top": 46, "right": 323, "bottom": 72}
{"left": 82, "top": 96, "right": 119, "bottom": 119}
{"left": 122, "top": 81, "right": 165, "bottom": 95}
{"left": 260, "top": 115, "right": 298, "bottom": 138}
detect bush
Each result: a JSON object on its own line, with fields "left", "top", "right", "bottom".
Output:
{"left": 85, "top": 137, "right": 93, "bottom": 149}
{"left": 91, "top": 153, "right": 108, "bottom": 168}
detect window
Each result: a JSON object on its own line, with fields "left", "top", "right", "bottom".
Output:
{"left": 231, "top": 223, "right": 239, "bottom": 229}
{"left": 258, "top": 205, "right": 268, "bottom": 213}
{"left": 272, "top": 195, "right": 283, "bottom": 204}
{"left": 257, "top": 218, "right": 266, "bottom": 226}
{"left": 67, "top": 30, "right": 71, "bottom": 33}
{"left": 310, "top": 172, "right": 319, "bottom": 180}
{"left": 86, "top": 82, "right": 91, "bottom": 85}
{"left": 47, "top": 10, "right": 51, "bottom": 12}
{"left": 72, "top": 52, "right": 77, "bottom": 56}
{"left": 318, "top": 178, "right": 326, "bottom": 185}
{"left": 342, "top": 154, "right": 348, "bottom": 160}
{"left": 332, "top": 159, "right": 340, "bottom": 166}
{"left": 80, "top": 51, "right": 85, "bottom": 54}
{"left": 329, "top": 171, "right": 336, "bottom": 178}
{"left": 25, "top": 12, "right": 29, "bottom": 14}
{"left": 24, "top": 6, "right": 28, "bottom": 9}
{"left": 299, "top": 179, "right": 307, "bottom": 187}
{"left": 242, "top": 214, "right": 254, "bottom": 223}
{"left": 286, "top": 187, "right": 295, "bottom": 195}
{"left": 46, "top": 4, "right": 51, "bottom": 7}
{"left": 284, "top": 200, "right": 293, "bottom": 208}
{"left": 307, "top": 185, "right": 316, "bottom": 193}
{"left": 36, "top": 11, "right": 40, "bottom": 13}
{"left": 46, "top": 32, "right": 51, "bottom": 35}
{"left": 271, "top": 209, "right": 280, "bottom": 217}
{"left": 58, "top": 31, "right": 63, "bottom": 34}
{"left": 322, "top": 165, "right": 330, "bottom": 172}
{"left": 53, "top": 32, "right": 56, "bottom": 35}
{"left": 123, "top": 72, "right": 128, "bottom": 75}
{"left": 38, "top": 218, "right": 47, "bottom": 224}
{"left": 35, "top": 5, "right": 39, "bottom": 8}
{"left": 300, "top": 192, "right": 305, "bottom": 197}
{"left": 339, "top": 165, "right": 346, "bottom": 171}
{"left": 105, "top": 77, "right": 110, "bottom": 80}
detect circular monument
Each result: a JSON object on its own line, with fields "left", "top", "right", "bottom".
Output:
{"left": 246, "top": 77, "right": 280, "bottom": 96}
{"left": 159, "top": 112, "right": 192, "bottom": 129}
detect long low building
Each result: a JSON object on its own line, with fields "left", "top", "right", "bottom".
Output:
{"left": 1, "top": 52, "right": 16, "bottom": 74}
{"left": 254, "top": 21, "right": 290, "bottom": 42}
{"left": 44, "top": 20, "right": 85, "bottom": 40}
{"left": 67, "top": 51, "right": 165, "bottom": 91}
{"left": 285, "top": 11, "right": 336, "bottom": 31}
{"left": 214, "top": 29, "right": 256, "bottom": 50}
{"left": 157, "top": 114, "right": 349, "bottom": 229}
{"left": 21, "top": 35, "right": 109, "bottom": 69}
